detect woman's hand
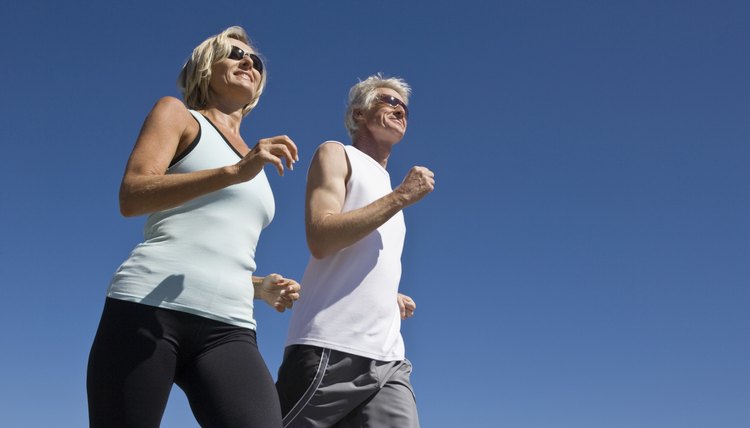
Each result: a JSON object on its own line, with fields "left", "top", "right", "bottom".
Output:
{"left": 255, "top": 274, "right": 301, "bottom": 312}
{"left": 236, "top": 135, "right": 299, "bottom": 180}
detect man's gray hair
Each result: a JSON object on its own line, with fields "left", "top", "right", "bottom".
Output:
{"left": 344, "top": 73, "right": 411, "bottom": 138}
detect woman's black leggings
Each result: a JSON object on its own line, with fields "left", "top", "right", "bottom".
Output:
{"left": 87, "top": 298, "right": 282, "bottom": 428}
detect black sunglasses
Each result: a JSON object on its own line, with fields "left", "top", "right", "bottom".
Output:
{"left": 228, "top": 46, "right": 264, "bottom": 75}
{"left": 376, "top": 95, "right": 409, "bottom": 119}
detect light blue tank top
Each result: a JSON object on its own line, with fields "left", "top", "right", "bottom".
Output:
{"left": 107, "top": 110, "right": 274, "bottom": 329}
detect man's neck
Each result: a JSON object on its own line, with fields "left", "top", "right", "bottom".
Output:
{"left": 352, "top": 135, "right": 396, "bottom": 169}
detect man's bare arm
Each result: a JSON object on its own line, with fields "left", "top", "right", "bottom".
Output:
{"left": 305, "top": 142, "right": 434, "bottom": 259}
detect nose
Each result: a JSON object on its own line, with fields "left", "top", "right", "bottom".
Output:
{"left": 393, "top": 107, "right": 406, "bottom": 120}
{"left": 238, "top": 54, "right": 253, "bottom": 67}
{"left": 240, "top": 54, "right": 262, "bottom": 75}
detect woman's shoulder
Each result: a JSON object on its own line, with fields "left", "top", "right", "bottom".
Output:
{"left": 151, "top": 96, "right": 191, "bottom": 116}
{"left": 141, "top": 97, "right": 199, "bottom": 143}
{"left": 144, "top": 96, "right": 196, "bottom": 127}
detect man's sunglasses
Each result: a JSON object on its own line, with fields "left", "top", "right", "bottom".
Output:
{"left": 376, "top": 95, "right": 409, "bottom": 119}
{"left": 228, "top": 46, "right": 264, "bottom": 75}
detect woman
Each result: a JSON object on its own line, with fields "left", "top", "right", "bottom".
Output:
{"left": 87, "top": 26, "right": 300, "bottom": 427}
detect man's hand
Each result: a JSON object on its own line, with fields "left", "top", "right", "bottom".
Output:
{"left": 256, "top": 273, "right": 300, "bottom": 312}
{"left": 394, "top": 166, "right": 435, "bottom": 207}
{"left": 397, "top": 293, "right": 416, "bottom": 320}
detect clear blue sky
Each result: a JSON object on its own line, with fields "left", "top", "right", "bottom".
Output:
{"left": 1, "top": 1, "right": 748, "bottom": 427}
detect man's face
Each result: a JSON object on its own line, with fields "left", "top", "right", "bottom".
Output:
{"left": 360, "top": 88, "right": 408, "bottom": 143}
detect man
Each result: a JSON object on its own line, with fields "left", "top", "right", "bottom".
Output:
{"left": 276, "top": 74, "right": 434, "bottom": 428}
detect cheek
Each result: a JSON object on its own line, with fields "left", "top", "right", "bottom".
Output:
{"left": 208, "top": 71, "right": 226, "bottom": 89}
{"left": 376, "top": 111, "right": 390, "bottom": 123}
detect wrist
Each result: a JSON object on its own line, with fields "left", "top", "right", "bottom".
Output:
{"left": 390, "top": 188, "right": 410, "bottom": 209}
{"left": 224, "top": 164, "right": 242, "bottom": 185}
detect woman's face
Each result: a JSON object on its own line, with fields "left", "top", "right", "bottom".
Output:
{"left": 207, "top": 40, "right": 262, "bottom": 106}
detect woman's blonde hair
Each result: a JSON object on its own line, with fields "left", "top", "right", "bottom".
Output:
{"left": 178, "top": 26, "right": 267, "bottom": 116}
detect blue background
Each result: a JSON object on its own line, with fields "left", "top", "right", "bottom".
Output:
{"left": 1, "top": 1, "right": 748, "bottom": 426}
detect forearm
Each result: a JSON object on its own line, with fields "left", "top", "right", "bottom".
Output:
{"left": 119, "top": 165, "right": 240, "bottom": 217}
{"left": 307, "top": 190, "right": 406, "bottom": 258}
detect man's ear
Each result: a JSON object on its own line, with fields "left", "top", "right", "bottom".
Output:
{"left": 353, "top": 109, "right": 364, "bottom": 122}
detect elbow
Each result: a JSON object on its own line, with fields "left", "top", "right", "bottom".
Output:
{"left": 119, "top": 200, "right": 139, "bottom": 217}
{"left": 120, "top": 207, "right": 138, "bottom": 218}
{"left": 307, "top": 240, "right": 330, "bottom": 260}
{"left": 118, "top": 187, "right": 141, "bottom": 217}
{"left": 307, "top": 230, "right": 337, "bottom": 259}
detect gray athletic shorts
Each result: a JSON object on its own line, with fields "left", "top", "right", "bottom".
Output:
{"left": 276, "top": 345, "right": 420, "bottom": 428}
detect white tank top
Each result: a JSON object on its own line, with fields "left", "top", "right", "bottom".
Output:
{"left": 285, "top": 143, "right": 406, "bottom": 361}
{"left": 106, "top": 110, "right": 275, "bottom": 330}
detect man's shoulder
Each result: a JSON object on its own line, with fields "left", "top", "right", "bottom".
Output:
{"left": 318, "top": 140, "right": 346, "bottom": 150}
{"left": 314, "top": 140, "right": 348, "bottom": 159}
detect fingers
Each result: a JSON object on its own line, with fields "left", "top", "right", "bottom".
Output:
{"left": 397, "top": 166, "right": 435, "bottom": 206}
{"left": 264, "top": 274, "right": 300, "bottom": 312}
{"left": 280, "top": 281, "right": 301, "bottom": 305}
{"left": 412, "top": 166, "right": 435, "bottom": 190}
{"left": 257, "top": 135, "right": 298, "bottom": 175}
{"left": 398, "top": 294, "right": 416, "bottom": 320}
{"left": 271, "top": 135, "right": 299, "bottom": 162}
{"left": 244, "top": 135, "right": 299, "bottom": 177}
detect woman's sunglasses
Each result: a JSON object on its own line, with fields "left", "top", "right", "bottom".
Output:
{"left": 376, "top": 95, "right": 409, "bottom": 119}
{"left": 228, "top": 46, "right": 264, "bottom": 75}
